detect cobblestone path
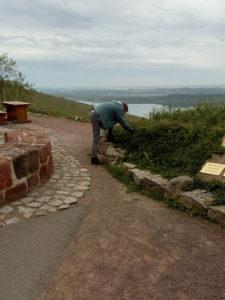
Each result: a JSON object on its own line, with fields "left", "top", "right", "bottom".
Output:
{"left": 0, "top": 127, "right": 91, "bottom": 227}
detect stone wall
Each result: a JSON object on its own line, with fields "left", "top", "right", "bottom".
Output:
{"left": 0, "top": 129, "right": 53, "bottom": 205}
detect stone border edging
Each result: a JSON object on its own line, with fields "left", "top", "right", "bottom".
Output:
{"left": 0, "top": 129, "right": 53, "bottom": 205}
{"left": 127, "top": 165, "right": 225, "bottom": 226}
{"left": 99, "top": 141, "right": 225, "bottom": 227}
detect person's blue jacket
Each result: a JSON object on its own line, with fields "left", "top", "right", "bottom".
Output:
{"left": 94, "top": 101, "right": 133, "bottom": 132}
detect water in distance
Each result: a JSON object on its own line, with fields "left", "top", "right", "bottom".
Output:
{"left": 76, "top": 100, "right": 164, "bottom": 117}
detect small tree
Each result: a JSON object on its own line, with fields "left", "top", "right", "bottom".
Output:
{"left": 0, "top": 53, "right": 35, "bottom": 102}
{"left": 0, "top": 53, "right": 17, "bottom": 102}
{"left": 15, "top": 71, "right": 35, "bottom": 101}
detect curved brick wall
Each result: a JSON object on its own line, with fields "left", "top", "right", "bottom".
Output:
{"left": 0, "top": 129, "right": 53, "bottom": 204}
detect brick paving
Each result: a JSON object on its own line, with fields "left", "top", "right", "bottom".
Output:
{"left": 0, "top": 123, "right": 91, "bottom": 227}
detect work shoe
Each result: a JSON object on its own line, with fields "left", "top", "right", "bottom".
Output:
{"left": 91, "top": 156, "right": 100, "bottom": 165}
{"left": 107, "top": 136, "right": 116, "bottom": 143}
{"left": 107, "top": 132, "right": 116, "bottom": 143}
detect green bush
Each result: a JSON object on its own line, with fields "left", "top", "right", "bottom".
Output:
{"left": 115, "top": 103, "right": 225, "bottom": 178}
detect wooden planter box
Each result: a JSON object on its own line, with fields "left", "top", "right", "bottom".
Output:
{"left": 3, "top": 101, "right": 31, "bottom": 123}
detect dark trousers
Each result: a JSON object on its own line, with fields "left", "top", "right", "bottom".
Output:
{"left": 90, "top": 110, "right": 100, "bottom": 157}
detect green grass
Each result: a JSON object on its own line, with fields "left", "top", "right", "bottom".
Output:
{"left": 114, "top": 103, "right": 225, "bottom": 178}
{"left": 28, "top": 91, "right": 92, "bottom": 120}
{"left": 105, "top": 164, "right": 142, "bottom": 193}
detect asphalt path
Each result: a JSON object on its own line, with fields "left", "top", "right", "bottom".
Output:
{"left": 1, "top": 115, "right": 225, "bottom": 300}
{"left": 0, "top": 199, "right": 92, "bottom": 300}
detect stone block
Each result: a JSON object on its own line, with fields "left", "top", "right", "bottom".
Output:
{"left": 207, "top": 206, "right": 225, "bottom": 226}
{"left": 129, "top": 168, "right": 169, "bottom": 193}
{"left": 1, "top": 129, "right": 53, "bottom": 204}
{"left": 36, "top": 136, "right": 50, "bottom": 145}
{"left": 5, "top": 217, "right": 20, "bottom": 225}
{"left": 165, "top": 176, "right": 193, "bottom": 198}
{"left": 98, "top": 140, "right": 111, "bottom": 155}
{"left": 5, "top": 183, "right": 27, "bottom": 202}
{"left": 39, "top": 141, "right": 52, "bottom": 163}
{"left": 129, "top": 169, "right": 150, "bottom": 185}
{"left": 122, "top": 162, "right": 136, "bottom": 170}
{"left": 47, "top": 154, "right": 53, "bottom": 175}
{"left": 39, "top": 164, "right": 47, "bottom": 184}
{"left": 0, "top": 158, "right": 12, "bottom": 190}
{"left": 40, "top": 155, "right": 53, "bottom": 183}
{"left": 179, "top": 189, "right": 214, "bottom": 214}
{"left": 27, "top": 173, "right": 40, "bottom": 191}
{"left": 0, "top": 206, "right": 13, "bottom": 214}
{"left": 142, "top": 173, "right": 169, "bottom": 194}
{"left": 5, "top": 130, "right": 32, "bottom": 143}
{"left": 105, "top": 145, "right": 125, "bottom": 159}
{"left": 5, "top": 129, "right": 48, "bottom": 144}
{"left": 4, "top": 130, "right": 20, "bottom": 142}
{"left": 13, "top": 148, "right": 39, "bottom": 179}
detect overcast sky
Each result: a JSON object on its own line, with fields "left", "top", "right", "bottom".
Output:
{"left": 1, "top": 0, "right": 225, "bottom": 88}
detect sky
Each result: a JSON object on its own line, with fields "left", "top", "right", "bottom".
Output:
{"left": 1, "top": 0, "right": 225, "bottom": 88}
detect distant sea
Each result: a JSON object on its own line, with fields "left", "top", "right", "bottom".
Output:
{"left": 75, "top": 100, "right": 164, "bottom": 117}
{"left": 40, "top": 86, "right": 225, "bottom": 118}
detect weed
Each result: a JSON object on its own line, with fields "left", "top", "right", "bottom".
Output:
{"left": 105, "top": 164, "right": 141, "bottom": 193}
{"left": 166, "top": 197, "right": 187, "bottom": 212}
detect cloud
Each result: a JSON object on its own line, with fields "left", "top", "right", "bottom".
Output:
{"left": 1, "top": 0, "right": 225, "bottom": 86}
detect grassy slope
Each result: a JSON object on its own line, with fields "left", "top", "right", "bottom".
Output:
{"left": 26, "top": 91, "right": 138, "bottom": 122}
{"left": 28, "top": 91, "right": 92, "bottom": 120}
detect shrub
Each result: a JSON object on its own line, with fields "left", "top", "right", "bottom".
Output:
{"left": 115, "top": 103, "right": 225, "bottom": 178}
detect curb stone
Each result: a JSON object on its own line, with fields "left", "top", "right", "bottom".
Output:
{"left": 121, "top": 162, "right": 225, "bottom": 226}
{"left": 207, "top": 206, "right": 225, "bottom": 226}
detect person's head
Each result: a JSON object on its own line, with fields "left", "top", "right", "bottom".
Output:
{"left": 122, "top": 102, "right": 128, "bottom": 113}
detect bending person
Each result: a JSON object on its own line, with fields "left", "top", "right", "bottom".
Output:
{"left": 90, "top": 101, "right": 134, "bottom": 165}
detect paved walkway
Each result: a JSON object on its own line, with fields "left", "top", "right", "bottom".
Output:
{"left": 1, "top": 115, "right": 225, "bottom": 300}
{"left": 0, "top": 124, "right": 91, "bottom": 226}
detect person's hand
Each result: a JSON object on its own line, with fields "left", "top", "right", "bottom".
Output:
{"left": 129, "top": 128, "right": 136, "bottom": 134}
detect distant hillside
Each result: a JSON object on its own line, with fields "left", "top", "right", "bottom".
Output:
{"left": 41, "top": 87, "right": 225, "bottom": 108}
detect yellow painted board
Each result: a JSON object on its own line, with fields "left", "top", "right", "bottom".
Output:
{"left": 200, "top": 162, "right": 225, "bottom": 176}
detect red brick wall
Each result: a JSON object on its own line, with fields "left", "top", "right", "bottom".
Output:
{"left": 0, "top": 130, "right": 53, "bottom": 205}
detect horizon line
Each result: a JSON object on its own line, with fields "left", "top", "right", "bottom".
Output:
{"left": 38, "top": 84, "right": 225, "bottom": 90}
